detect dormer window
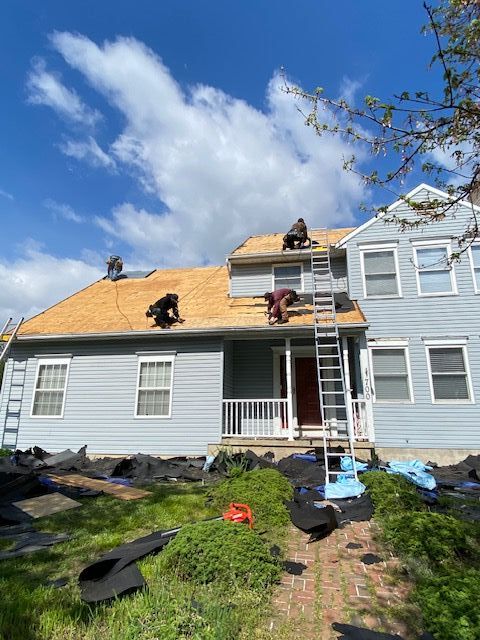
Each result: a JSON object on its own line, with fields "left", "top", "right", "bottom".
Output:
{"left": 273, "top": 264, "right": 303, "bottom": 291}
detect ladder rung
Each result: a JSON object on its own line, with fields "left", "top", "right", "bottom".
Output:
{"left": 327, "top": 453, "right": 349, "bottom": 457}
{"left": 322, "top": 405, "right": 347, "bottom": 408}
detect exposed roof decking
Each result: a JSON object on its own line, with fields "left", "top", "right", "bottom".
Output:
{"left": 230, "top": 227, "right": 355, "bottom": 256}
{"left": 19, "top": 265, "right": 366, "bottom": 337}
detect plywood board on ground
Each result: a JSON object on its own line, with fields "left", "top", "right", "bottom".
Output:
{"left": 13, "top": 493, "right": 82, "bottom": 518}
{"left": 48, "top": 474, "right": 151, "bottom": 500}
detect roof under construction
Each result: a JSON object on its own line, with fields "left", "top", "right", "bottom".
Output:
{"left": 19, "top": 264, "right": 366, "bottom": 337}
{"left": 229, "top": 227, "right": 355, "bottom": 256}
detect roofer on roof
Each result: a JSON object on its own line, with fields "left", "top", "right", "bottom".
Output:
{"left": 146, "top": 293, "right": 185, "bottom": 329}
{"left": 106, "top": 255, "right": 123, "bottom": 281}
{"left": 282, "top": 218, "right": 311, "bottom": 251}
{"left": 264, "top": 289, "right": 300, "bottom": 325}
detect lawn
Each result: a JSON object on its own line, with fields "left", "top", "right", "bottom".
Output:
{"left": 0, "top": 481, "right": 283, "bottom": 640}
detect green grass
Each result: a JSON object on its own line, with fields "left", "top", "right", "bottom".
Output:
{"left": 0, "top": 482, "right": 279, "bottom": 640}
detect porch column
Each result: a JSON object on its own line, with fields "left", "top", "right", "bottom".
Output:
{"left": 341, "top": 336, "right": 355, "bottom": 438}
{"left": 358, "top": 334, "right": 375, "bottom": 442}
{"left": 285, "top": 338, "right": 295, "bottom": 441}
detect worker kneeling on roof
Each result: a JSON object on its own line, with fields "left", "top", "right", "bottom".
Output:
{"left": 282, "top": 218, "right": 311, "bottom": 250}
{"left": 106, "top": 255, "right": 123, "bottom": 281}
{"left": 146, "top": 293, "right": 185, "bottom": 329}
{"left": 264, "top": 289, "right": 300, "bottom": 325}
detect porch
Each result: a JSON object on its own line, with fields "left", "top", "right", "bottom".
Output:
{"left": 221, "top": 334, "right": 374, "bottom": 443}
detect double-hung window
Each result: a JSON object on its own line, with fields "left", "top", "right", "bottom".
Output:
{"left": 469, "top": 242, "right": 480, "bottom": 292}
{"left": 413, "top": 243, "right": 456, "bottom": 295}
{"left": 273, "top": 264, "right": 303, "bottom": 291}
{"left": 426, "top": 343, "right": 473, "bottom": 403}
{"left": 360, "top": 245, "right": 400, "bottom": 297}
{"left": 31, "top": 358, "right": 71, "bottom": 417}
{"left": 370, "top": 344, "right": 412, "bottom": 402}
{"left": 135, "top": 355, "right": 175, "bottom": 417}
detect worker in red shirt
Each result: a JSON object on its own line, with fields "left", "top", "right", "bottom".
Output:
{"left": 264, "top": 289, "right": 300, "bottom": 325}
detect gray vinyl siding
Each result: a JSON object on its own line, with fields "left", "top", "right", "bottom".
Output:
{"left": 231, "top": 339, "right": 283, "bottom": 398}
{"left": 223, "top": 340, "right": 234, "bottom": 398}
{"left": 230, "top": 257, "right": 347, "bottom": 297}
{"left": 0, "top": 337, "right": 223, "bottom": 456}
{"left": 347, "top": 187, "right": 480, "bottom": 449}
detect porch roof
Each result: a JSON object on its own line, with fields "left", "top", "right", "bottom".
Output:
{"left": 19, "top": 265, "right": 367, "bottom": 337}
{"left": 229, "top": 227, "right": 355, "bottom": 257}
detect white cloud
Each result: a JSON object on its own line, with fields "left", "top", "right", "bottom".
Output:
{"left": 59, "top": 136, "right": 116, "bottom": 169}
{"left": 27, "top": 58, "right": 101, "bottom": 127}
{"left": 0, "top": 188, "right": 14, "bottom": 201}
{"left": 46, "top": 32, "right": 367, "bottom": 267}
{"left": 44, "top": 198, "right": 85, "bottom": 223}
{"left": 0, "top": 241, "right": 103, "bottom": 321}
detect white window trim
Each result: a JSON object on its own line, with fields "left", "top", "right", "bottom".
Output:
{"left": 467, "top": 240, "right": 480, "bottom": 294}
{"left": 134, "top": 354, "right": 175, "bottom": 419}
{"left": 368, "top": 343, "right": 414, "bottom": 404}
{"left": 30, "top": 357, "right": 71, "bottom": 419}
{"left": 360, "top": 244, "right": 402, "bottom": 299}
{"left": 424, "top": 341, "right": 474, "bottom": 404}
{"left": 272, "top": 262, "right": 304, "bottom": 292}
{"left": 412, "top": 241, "right": 458, "bottom": 297}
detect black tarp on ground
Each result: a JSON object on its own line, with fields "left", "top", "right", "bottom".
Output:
{"left": 286, "top": 490, "right": 337, "bottom": 541}
{"left": 79, "top": 529, "right": 178, "bottom": 602}
{"left": 331, "top": 494, "right": 374, "bottom": 525}
{"left": 0, "top": 528, "right": 70, "bottom": 560}
{"left": 277, "top": 455, "right": 326, "bottom": 487}
{"left": 431, "top": 455, "right": 480, "bottom": 484}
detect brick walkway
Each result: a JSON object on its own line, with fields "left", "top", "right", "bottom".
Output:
{"left": 269, "top": 520, "right": 413, "bottom": 639}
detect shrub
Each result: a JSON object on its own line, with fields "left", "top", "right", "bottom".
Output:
{"left": 382, "top": 512, "right": 472, "bottom": 565}
{"left": 412, "top": 569, "right": 480, "bottom": 640}
{"left": 208, "top": 468, "right": 293, "bottom": 532}
{"left": 362, "top": 470, "right": 423, "bottom": 516}
{"left": 0, "top": 449, "right": 11, "bottom": 458}
{"left": 162, "top": 520, "right": 281, "bottom": 590}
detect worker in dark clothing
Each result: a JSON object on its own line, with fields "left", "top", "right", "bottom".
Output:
{"left": 146, "top": 293, "right": 185, "bottom": 328}
{"left": 282, "top": 218, "right": 311, "bottom": 250}
{"left": 106, "top": 255, "right": 123, "bottom": 280}
{"left": 264, "top": 289, "right": 300, "bottom": 324}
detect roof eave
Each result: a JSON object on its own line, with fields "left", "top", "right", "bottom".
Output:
{"left": 228, "top": 246, "right": 346, "bottom": 263}
{"left": 16, "top": 321, "right": 369, "bottom": 342}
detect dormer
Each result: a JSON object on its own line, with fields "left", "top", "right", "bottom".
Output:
{"left": 227, "top": 228, "right": 354, "bottom": 298}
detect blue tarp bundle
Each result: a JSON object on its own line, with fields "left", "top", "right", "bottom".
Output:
{"left": 340, "top": 457, "right": 369, "bottom": 472}
{"left": 325, "top": 474, "right": 366, "bottom": 499}
{"left": 292, "top": 454, "right": 317, "bottom": 463}
{"left": 386, "top": 460, "right": 437, "bottom": 490}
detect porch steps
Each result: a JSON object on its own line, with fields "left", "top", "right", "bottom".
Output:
{"left": 310, "top": 231, "right": 358, "bottom": 484}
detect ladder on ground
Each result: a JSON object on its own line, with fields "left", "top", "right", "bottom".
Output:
{"left": 310, "top": 232, "right": 358, "bottom": 484}
{"left": 0, "top": 318, "right": 25, "bottom": 450}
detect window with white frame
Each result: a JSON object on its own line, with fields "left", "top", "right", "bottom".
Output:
{"left": 370, "top": 347, "right": 412, "bottom": 402}
{"left": 273, "top": 264, "right": 302, "bottom": 291}
{"left": 426, "top": 344, "right": 472, "bottom": 403}
{"left": 31, "top": 358, "right": 70, "bottom": 417}
{"left": 135, "top": 356, "right": 174, "bottom": 417}
{"left": 469, "top": 243, "right": 480, "bottom": 292}
{"left": 413, "top": 244, "right": 456, "bottom": 295}
{"left": 361, "top": 247, "right": 400, "bottom": 297}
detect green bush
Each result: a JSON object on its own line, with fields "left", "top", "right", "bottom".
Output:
{"left": 412, "top": 569, "right": 480, "bottom": 640}
{"left": 362, "top": 470, "right": 423, "bottom": 516}
{"left": 208, "top": 468, "right": 293, "bottom": 532}
{"left": 161, "top": 520, "right": 281, "bottom": 590}
{"left": 382, "top": 512, "right": 472, "bottom": 565}
{"left": 0, "top": 448, "right": 11, "bottom": 457}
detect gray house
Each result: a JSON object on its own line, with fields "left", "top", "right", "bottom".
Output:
{"left": 1, "top": 183, "right": 479, "bottom": 462}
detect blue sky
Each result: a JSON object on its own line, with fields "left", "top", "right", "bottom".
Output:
{"left": 0, "top": 1, "right": 442, "bottom": 319}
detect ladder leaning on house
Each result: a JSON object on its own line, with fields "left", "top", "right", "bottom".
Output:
{"left": 310, "top": 233, "right": 358, "bottom": 484}
{"left": 1, "top": 318, "right": 24, "bottom": 450}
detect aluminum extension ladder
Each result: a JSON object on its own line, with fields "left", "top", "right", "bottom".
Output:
{"left": 0, "top": 318, "right": 24, "bottom": 365}
{"left": 310, "top": 232, "right": 358, "bottom": 484}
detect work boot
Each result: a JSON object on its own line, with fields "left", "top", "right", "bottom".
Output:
{"left": 277, "top": 318, "right": 289, "bottom": 324}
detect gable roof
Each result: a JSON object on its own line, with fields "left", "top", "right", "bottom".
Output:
{"left": 336, "top": 183, "right": 480, "bottom": 248}
{"left": 18, "top": 265, "right": 366, "bottom": 338}
{"left": 230, "top": 227, "right": 355, "bottom": 257}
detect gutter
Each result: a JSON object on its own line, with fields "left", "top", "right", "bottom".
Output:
{"left": 16, "top": 321, "right": 369, "bottom": 343}
{"left": 227, "top": 247, "right": 346, "bottom": 264}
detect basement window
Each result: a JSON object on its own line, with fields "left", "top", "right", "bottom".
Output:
{"left": 31, "top": 358, "right": 71, "bottom": 418}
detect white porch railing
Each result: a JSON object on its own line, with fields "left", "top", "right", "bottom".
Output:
{"left": 222, "top": 399, "right": 289, "bottom": 438}
{"left": 352, "top": 399, "right": 369, "bottom": 440}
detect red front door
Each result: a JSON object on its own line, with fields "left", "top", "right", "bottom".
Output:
{"left": 295, "top": 357, "right": 322, "bottom": 426}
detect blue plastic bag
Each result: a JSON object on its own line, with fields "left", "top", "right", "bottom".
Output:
{"left": 340, "top": 457, "right": 369, "bottom": 472}
{"left": 386, "top": 460, "right": 436, "bottom": 490}
{"left": 325, "top": 475, "right": 366, "bottom": 499}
